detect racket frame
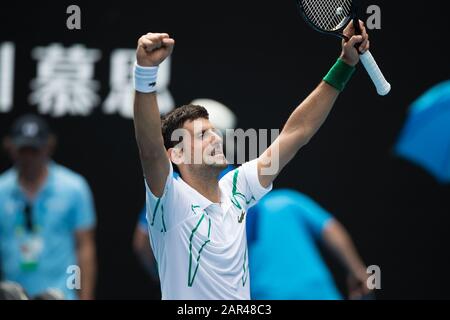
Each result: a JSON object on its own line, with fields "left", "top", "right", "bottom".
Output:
{"left": 296, "top": 0, "right": 358, "bottom": 42}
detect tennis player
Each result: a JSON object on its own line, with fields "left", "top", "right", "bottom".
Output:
{"left": 133, "top": 21, "right": 369, "bottom": 299}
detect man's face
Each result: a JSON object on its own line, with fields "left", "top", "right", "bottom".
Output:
{"left": 9, "top": 144, "right": 49, "bottom": 174}
{"left": 178, "top": 118, "right": 228, "bottom": 169}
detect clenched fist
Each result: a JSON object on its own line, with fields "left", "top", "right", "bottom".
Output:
{"left": 136, "top": 33, "right": 175, "bottom": 67}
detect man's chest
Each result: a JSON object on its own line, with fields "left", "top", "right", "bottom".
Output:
{"left": 185, "top": 203, "right": 248, "bottom": 242}
{"left": 0, "top": 193, "right": 73, "bottom": 235}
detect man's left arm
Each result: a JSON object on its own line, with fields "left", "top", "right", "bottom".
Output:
{"left": 257, "top": 21, "right": 369, "bottom": 188}
{"left": 76, "top": 229, "right": 96, "bottom": 300}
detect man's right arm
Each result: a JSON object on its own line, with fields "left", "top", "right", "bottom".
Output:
{"left": 133, "top": 33, "right": 175, "bottom": 197}
{"left": 134, "top": 92, "right": 169, "bottom": 197}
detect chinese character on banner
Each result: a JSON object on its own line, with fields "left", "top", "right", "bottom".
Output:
{"left": 29, "top": 44, "right": 101, "bottom": 117}
{"left": 0, "top": 42, "right": 15, "bottom": 113}
{"left": 103, "top": 49, "right": 174, "bottom": 119}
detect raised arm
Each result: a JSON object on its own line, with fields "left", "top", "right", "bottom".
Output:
{"left": 133, "top": 33, "right": 175, "bottom": 197}
{"left": 257, "top": 22, "right": 369, "bottom": 188}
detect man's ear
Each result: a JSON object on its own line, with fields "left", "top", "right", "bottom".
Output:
{"left": 168, "top": 146, "right": 184, "bottom": 166}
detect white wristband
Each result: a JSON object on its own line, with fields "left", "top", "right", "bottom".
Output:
{"left": 134, "top": 62, "right": 159, "bottom": 93}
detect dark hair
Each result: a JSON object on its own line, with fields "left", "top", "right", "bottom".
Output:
{"left": 161, "top": 104, "right": 209, "bottom": 150}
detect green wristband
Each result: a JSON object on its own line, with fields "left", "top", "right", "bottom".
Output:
{"left": 323, "top": 58, "right": 356, "bottom": 92}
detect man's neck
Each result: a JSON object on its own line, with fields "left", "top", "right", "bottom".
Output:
{"left": 182, "top": 170, "right": 221, "bottom": 204}
{"left": 19, "top": 164, "right": 49, "bottom": 201}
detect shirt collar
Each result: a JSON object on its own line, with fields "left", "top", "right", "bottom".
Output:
{"left": 177, "top": 177, "right": 233, "bottom": 216}
{"left": 11, "top": 161, "right": 56, "bottom": 200}
{"left": 177, "top": 178, "right": 215, "bottom": 211}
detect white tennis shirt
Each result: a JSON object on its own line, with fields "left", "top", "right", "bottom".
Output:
{"left": 145, "top": 159, "right": 272, "bottom": 300}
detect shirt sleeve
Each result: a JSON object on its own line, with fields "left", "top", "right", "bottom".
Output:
{"left": 144, "top": 163, "right": 189, "bottom": 234}
{"left": 72, "top": 177, "right": 96, "bottom": 231}
{"left": 293, "top": 193, "right": 333, "bottom": 239}
{"left": 226, "top": 159, "right": 273, "bottom": 211}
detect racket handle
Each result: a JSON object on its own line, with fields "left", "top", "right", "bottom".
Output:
{"left": 359, "top": 50, "right": 391, "bottom": 96}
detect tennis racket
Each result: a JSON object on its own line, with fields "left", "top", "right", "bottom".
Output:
{"left": 297, "top": 0, "right": 391, "bottom": 96}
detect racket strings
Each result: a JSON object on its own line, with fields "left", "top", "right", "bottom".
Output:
{"left": 301, "top": 0, "right": 352, "bottom": 31}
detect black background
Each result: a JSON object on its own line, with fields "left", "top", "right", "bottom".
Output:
{"left": 1, "top": 0, "right": 450, "bottom": 299}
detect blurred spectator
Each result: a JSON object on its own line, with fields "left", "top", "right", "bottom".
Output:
{"left": 133, "top": 207, "right": 159, "bottom": 282}
{"left": 247, "top": 189, "right": 370, "bottom": 300}
{"left": 0, "top": 114, "right": 97, "bottom": 300}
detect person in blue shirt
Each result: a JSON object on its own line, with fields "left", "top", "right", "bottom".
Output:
{"left": 133, "top": 206, "right": 160, "bottom": 283}
{"left": 0, "top": 114, "right": 97, "bottom": 300}
{"left": 247, "top": 189, "right": 370, "bottom": 300}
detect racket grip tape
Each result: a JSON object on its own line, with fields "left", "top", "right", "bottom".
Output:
{"left": 359, "top": 51, "right": 391, "bottom": 96}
